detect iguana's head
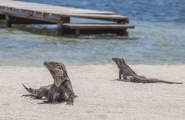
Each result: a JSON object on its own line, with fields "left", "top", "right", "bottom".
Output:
{"left": 44, "top": 61, "right": 64, "bottom": 77}
{"left": 44, "top": 61, "right": 66, "bottom": 86}
{"left": 112, "top": 58, "right": 125, "bottom": 69}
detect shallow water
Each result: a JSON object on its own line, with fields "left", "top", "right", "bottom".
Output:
{"left": 0, "top": 0, "right": 185, "bottom": 66}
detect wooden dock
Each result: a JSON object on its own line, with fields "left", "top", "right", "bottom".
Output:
{"left": 0, "top": 0, "right": 134, "bottom": 36}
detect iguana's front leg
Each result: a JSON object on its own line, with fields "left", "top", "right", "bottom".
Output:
{"left": 67, "top": 94, "right": 74, "bottom": 105}
{"left": 43, "top": 92, "right": 53, "bottom": 103}
{"left": 118, "top": 70, "right": 122, "bottom": 80}
{"left": 43, "top": 84, "right": 55, "bottom": 103}
{"left": 62, "top": 80, "right": 74, "bottom": 105}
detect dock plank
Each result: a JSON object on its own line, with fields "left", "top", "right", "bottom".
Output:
{"left": 68, "top": 14, "right": 128, "bottom": 21}
{"left": 62, "top": 23, "right": 135, "bottom": 29}
{"left": 0, "top": 1, "right": 115, "bottom": 15}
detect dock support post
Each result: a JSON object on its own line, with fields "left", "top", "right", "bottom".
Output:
{"left": 117, "top": 19, "right": 129, "bottom": 24}
{"left": 119, "top": 29, "right": 128, "bottom": 36}
{"left": 117, "top": 20, "right": 125, "bottom": 24}
{"left": 5, "top": 15, "right": 11, "bottom": 27}
{"left": 75, "top": 29, "right": 80, "bottom": 36}
{"left": 57, "top": 17, "right": 70, "bottom": 36}
{"left": 64, "top": 17, "right": 70, "bottom": 23}
{"left": 0, "top": 15, "right": 5, "bottom": 20}
{"left": 57, "top": 22, "right": 63, "bottom": 36}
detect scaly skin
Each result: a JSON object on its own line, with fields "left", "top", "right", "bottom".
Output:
{"left": 22, "top": 83, "right": 69, "bottom": 102}
{"left": 22, "top": 83, "right": 52, "bottom": 99}
{"left": 112, "top": 58, "right": 183, "bottom": 84}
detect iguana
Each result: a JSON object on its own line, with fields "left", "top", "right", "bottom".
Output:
{"left": 22, "top": 61, "right": 76, "bottom": 105}
{"left": 43, "top": 61, "right": 76, "bottom": 105}
{"left": 112, "top": 58, "right": 183, "bottom": 84}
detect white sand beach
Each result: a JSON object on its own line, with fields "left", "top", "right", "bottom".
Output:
{"left": 0, "top": 64, "right": 185, "bottom": 120}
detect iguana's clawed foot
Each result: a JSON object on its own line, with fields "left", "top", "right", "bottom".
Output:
{"left": 124, "top": 80, "right": 129, "bottom": 82}
{"left": 67, "top": 100, "right": 74, "bottom": 105}
{"left": 116, "top": 79, "right": 129, "bottom": 82}
{"left": 116, "top": 79, "right": 123, "bottom": 81}
{"left": 140, "top": 76, "right": 146, "bottom": 78}
{"left": 43, "top": 100, "right": 53, "bottom": 104}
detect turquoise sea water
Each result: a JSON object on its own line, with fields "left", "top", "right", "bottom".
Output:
{"left": 0, "top": 0, "right": 185, "bottom": 66}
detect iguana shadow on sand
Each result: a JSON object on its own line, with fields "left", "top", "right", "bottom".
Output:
{"left": 112, "top": 58, "right": 183, "bottom": 84}
{"left": 22, "top": 61, "right": 77, "bottom": 105}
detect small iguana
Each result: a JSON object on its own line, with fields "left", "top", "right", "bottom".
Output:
{"left": 112, "top": 58, "right": 183, "bottom": 84}
{"left": 22, "top": 61, "right": 76, "bottom": 105}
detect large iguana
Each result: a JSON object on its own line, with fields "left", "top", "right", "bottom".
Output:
{"left": 22, "top": 61, "right": 76, "bottom": 105}
{"left": 112, "top": 58, "right": 183, "bottom": 84}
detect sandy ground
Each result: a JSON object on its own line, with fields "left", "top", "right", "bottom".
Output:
{"left": 0, "top": 64, "right": 185, "bottom": 120}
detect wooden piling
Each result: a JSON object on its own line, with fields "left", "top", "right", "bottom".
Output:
{"left": 5, "top": 15, "right": 11, "bottom": 27}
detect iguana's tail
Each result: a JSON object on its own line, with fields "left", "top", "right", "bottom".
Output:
{"left": 22, "top": 83, "right": 39, "bottom": 94}
{"left": 143, "top": 79, "right": 183, "bottom": 84}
